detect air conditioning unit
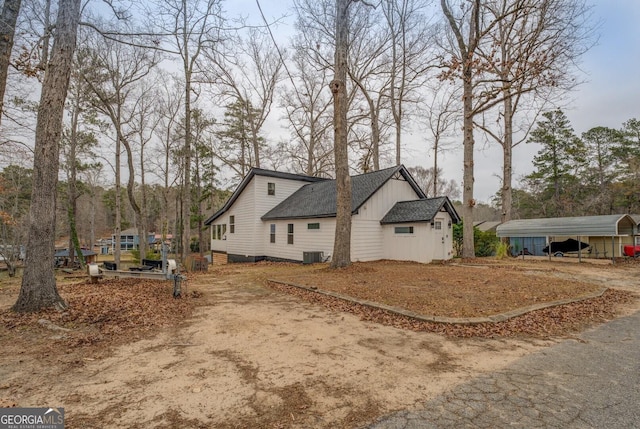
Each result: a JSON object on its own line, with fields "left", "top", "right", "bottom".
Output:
{"left": 303, "top": 251, "right": 324, "bottom": 264}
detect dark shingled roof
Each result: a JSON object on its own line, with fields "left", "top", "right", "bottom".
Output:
{"left": 262, "top": 165, "right": 425, "bottom": 220}
{"left": 204, "top": 168, "right": 327, "bottom": 225}
{"left": 380, "top": 197, "right": 461, "bottom": 224}
{"left": 54, "top": 248, "right": 97, "bottom": 258}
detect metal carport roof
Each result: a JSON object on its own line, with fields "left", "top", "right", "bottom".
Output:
{"left": 496, "top": 214, "right": 636, "bottom": 238}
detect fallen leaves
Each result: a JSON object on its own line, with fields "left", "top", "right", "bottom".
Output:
{"left": 273, "top": 260, "right": 606, "bottom": 318}
{"left": 267, "top": 259, "right": 638, "bottom": 338}
{"left": 0, "top": 278, "right": 195, "bottom": 347}
{"left": 269, "top": 281, "right": 635, "bottom": 337}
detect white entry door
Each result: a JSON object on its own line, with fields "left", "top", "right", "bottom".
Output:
{"left": 434, "top": 217, "right": 446, "bottom": 260}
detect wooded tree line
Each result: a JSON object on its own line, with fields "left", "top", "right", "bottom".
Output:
{"left": 506, "top": 112, "right": 640, "bottom": 219}
{"left": 0, "top": 0, "right": 601, "bottom": 310}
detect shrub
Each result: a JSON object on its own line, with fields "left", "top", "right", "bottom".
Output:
{"left": 494, "top": 241, "right": 510, "bottom": 259}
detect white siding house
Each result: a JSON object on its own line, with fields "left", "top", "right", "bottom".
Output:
{"left": 205, "top": 169, "right": 326, "bottom": 262}
{"left": 205, "top": 165, "right": 460, "bottom": 264}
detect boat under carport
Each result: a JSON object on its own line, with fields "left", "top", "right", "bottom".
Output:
{"left": 496, "top": 214, "right": 637, "bottom": 262}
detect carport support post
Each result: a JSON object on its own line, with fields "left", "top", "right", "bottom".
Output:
{"left": 578, "top": 236, "right": 582, "bottom": 262}
{"left": 611, "top": 236, "right": 615, "bottom": 264}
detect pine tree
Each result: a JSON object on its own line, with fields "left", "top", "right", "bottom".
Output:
{"left": 525, "top": 109, "right": 585, "bottom": 217}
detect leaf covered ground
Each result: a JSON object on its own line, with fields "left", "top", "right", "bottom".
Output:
{"left": 0, "top": 259, "right": 638, "bottom": 428}
{"left": 0, "top": 278, "right": 195, "bottom": 348}
{"left": 268, "top": 259, "right": 637, "bottom": 338}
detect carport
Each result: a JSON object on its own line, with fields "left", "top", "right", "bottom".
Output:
{"left": 496, "top": 214, "right": 637, "bottom": 262}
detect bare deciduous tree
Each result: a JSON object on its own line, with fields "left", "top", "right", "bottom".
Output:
{"left": 13, "top": 0, "right": 82, "bottom": 313}
{"left": 0, "top": 0, "right": 22, "bottom": 122}
{"left": 381, "top": 0, "right": 432, "bottom": 166}
{"left": 210, "top": 28, "right": 283, "bottom": 169}
{"left": 152, "top": 74, "right": 183, "bottom": 245}
{"left": 81, "top": 31, "right": 159, "bottom": 266}
{"left": 150, "top": 0, "right": 226, "bottom": 261}
{"left": 407, "top": 165, "right": 460, "bottom": 199}
{"left": 423, "top": 81, "right": 459, "bottom": 197}
{"left": 331, "top": 0, "right": 352, "bottom": 268}
{"left": 476, "top": 0, "right": 595, "bottom": 224}
{"left": 279, "top": 45, "right": 334, "bottom": 176}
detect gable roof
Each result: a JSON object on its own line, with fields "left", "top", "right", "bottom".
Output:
{"left": 261, "top": 165, "right": 426, "bottom": 220}
{"left": 380, "top": 197, "right": 461, "bottom": 224}
{"left": 204, "top": 168, "right": 327, "bottom": 225}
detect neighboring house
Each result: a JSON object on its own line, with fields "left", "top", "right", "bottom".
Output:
{"left": 205, "top": 165, "right": 460, "bottom": 264}
{"left": 54, "top": 248, "right": 98, "bottom": 265}
{"left": 474, "top": 221, "right": 501, "bottom": 233}
{"left": 111, "top": 228, "right": 155, "bottom": 252}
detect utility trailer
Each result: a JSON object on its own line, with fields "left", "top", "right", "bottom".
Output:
{"left": 87, "top": 244, "right": 186, "bottom": 297}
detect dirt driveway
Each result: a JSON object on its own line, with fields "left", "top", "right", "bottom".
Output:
{"left": 1, "top": 260, "right": 639, "bottom": 428}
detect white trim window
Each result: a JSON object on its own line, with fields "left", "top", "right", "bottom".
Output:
{"left": 394, "top": 226, "right": 414, "bottom": 234}
{"left": 287, "top": 224, "right": 294, "bottom": 244}
{"left": 270, "top": 224, "right": 276, "bottom": 243}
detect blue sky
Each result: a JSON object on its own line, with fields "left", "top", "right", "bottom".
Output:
{"left": 229, "top": 0, "right": 640, "bottom": 202}
{"left": 565, "top": 0, "right": 640, "bottom": 133}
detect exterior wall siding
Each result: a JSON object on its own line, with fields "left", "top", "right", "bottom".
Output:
{"left": 210, "top": 213, "right": 229, "bottom": 253}
{"left": 264, "top": 218, "right": 336, "bottom": 262}
{"left": 225, "top": 180, "right": 257, "bottom": 258}
{"left": 382, "top": 224, "right": 431, "bottom": 263}
{"left": 351, "top": 177, "right": 421, "bottom": 261}
{"left": 252, "top": 175, "right": 313, "bottom": 256}
{"left": 209, "top": 175, "right": 314, "bottom": 261}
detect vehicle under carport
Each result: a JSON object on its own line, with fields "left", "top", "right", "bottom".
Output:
{"left": 496, "top": 214, "right": 637, "bottom": 262}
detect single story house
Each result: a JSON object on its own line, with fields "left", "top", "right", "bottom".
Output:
{"left": 204, "top": 165, "right": 460, "bottom": 264}
{"left": 496, "top": 214, "right": 637, "bottom": 258}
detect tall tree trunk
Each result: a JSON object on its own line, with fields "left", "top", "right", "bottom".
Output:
{"left": 13, "top": 0, "right": 82, "bottom": 313}
{"left": 89, "top": 184, "right": 96, "bottom": 258}
{"left": 461, "top": 71, "right": 475, "bottom": 258}
{"left": 501, "top": 93, "right": 513, "bottom": 224}
{"left": 441, "top": 0, "right": 479, "bottom": 259}
{"left": 330, "top": 0, "right": 352, "bottom": 268}
{"left": 0, "top": 0, "right": 22, "bottom": 123}
{"left": 181, "top": 0, "right": 192, "bottom": 263}
{"left": 247, "top": 102, "right": 261, "bottom": 168}
{"left": 121, "top": 137, "right": 145, "bottom": 261}
{"left": 114, "top": 127, "right": 122, "bottom": 267}
{"left": 140, "top": 138, "right": 148, "bottom": 261}
{"left": 163, "top": 140, "right": 170, "bottom": 248}
{"left": 433, "top": 138, "right": 438, "bottom": 197}
{"left": 193, "top": 146, "right": 204, "bottom": 257}
{"left": 67, "top": 102, "right": 84, "bottom": 268}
